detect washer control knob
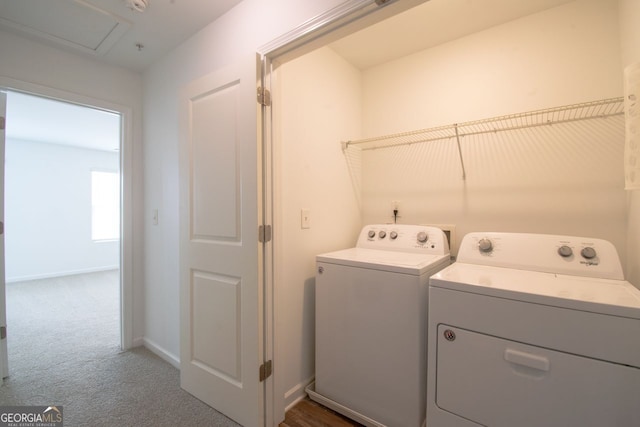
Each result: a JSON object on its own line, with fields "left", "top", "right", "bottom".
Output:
{"left": 581, "top": 247, "right": 597, "bottom": 259}
{"left": 417, "top": 231, "right": 428, "bottom": 243}
{"left": 478, "top": 238, "right": 493, "bottom": 253}
{"left": 390, "top": 231, "right": 398, "bottom": 240}
{"left": 558, "top": 245, "right": 573, "bottom": 258}
{"left": 379, "top": 230, "right": 387, "bottom": 239}
{"left": 367, "top": 230, "right": 376, "bottom": 239}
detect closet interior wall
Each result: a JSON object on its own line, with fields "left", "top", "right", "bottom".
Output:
{"left": 358, "top": 0, "right": 626, "bottom": 262}
{"left": 276, "top": 0, "right": 629, "bottom": 413}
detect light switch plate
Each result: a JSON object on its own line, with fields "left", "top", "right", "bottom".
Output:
{"left": 301, "top": 208, "right": 311, "bottom": 229}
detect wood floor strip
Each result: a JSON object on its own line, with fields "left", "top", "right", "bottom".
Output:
{"left": 280, "top": 398, "right": 365, "bottom": 427}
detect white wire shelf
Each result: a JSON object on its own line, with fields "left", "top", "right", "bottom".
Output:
{"left": 342, "top": 97, "right": 625, "bottom": 152}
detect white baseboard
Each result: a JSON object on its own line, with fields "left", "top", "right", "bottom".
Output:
{"left": 131, "top": 336, "right": 145, "bottom": 349}
{"left": 284, "top": 375, "right": 315, "bottom": 412}
{"left": 6, "top": 265, "right": 120, "bottom": 283}
{"left": 142, "top": 337, "right": 180, "bottom": 369}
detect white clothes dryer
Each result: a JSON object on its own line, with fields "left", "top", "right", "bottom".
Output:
{"left": 427, "top": 232, "right": 640, "bottom": 427}
{"left": 310, "top": 224, "right": 451, "bottom": 427}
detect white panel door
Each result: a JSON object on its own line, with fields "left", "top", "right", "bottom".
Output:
{"left": 179, "top": 55, "right": 263, "bottom": 427}
{"left": 0, "top": 91, "right": 7, "bottom": 383}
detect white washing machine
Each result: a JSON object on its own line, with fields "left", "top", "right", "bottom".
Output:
{"left": 310, "top": 224, "right": 451, "bottom": 427}
{"left": 427, "top": 232, "right": 640, "bottom": 427}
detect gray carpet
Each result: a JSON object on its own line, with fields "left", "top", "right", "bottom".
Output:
{"left": 0, "top": 270, "right": 241, "bottom": 427}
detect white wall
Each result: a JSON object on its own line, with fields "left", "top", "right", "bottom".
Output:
{"left": 275, "top": 46, "right": 362, "bottom": 409}
{"left": 138, "top": 1, "right": 640, "bottom": 424}
{"left": 141, "top": 0, "right": 347, "bottom": 364}
{"left": 359, "top": 0, "right": 628, "bottom": 266}
{"left": 362, "top": 0, "right": 622, "bottom": 136}
{"left": 619, "top": 0, "right": 640, "bottom": 288}
{"left": 0, "top": 29, "right": 144, "bottom": 343}
{"left": 275, "top": 0, "right": 630, "bottom": 417}
{"left": 5, "top": 139, "right": 119, "bottom": 281}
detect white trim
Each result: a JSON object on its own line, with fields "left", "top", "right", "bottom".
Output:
{"left": 259, "top": 55, "right": 276, "bottom": 427}
{"left": 0, "top": 76, "right": 135, "bottom": 351}
{"left": 284, "top": 375, "right": 315, "bottom": 412}
{"left": 143, "top": 337, "right": 180, "bottom": 369}
{"left": 258, "top": 0, "right": 429, "bottom": 423}
{"left": 258, "top": 0, "right": 427, "bottom": 61}
{"left": 258, "top": 0, "right": 376, "bottom": 56}
{"left": 285, "top": 393, "right": 309, "bottom": 414}
{"left": 0, "top": 91, "right": 7, "bottom": 382}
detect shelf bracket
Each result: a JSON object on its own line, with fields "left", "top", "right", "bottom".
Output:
{"left": 454, "top": 124, "right": 467, "bottom": 181}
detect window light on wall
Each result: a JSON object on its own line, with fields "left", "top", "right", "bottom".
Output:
{"left": 91, "top": 170, "right": 120, "bottom": 241}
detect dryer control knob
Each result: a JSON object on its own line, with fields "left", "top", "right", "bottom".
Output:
{"left": 558, "top": 245, "right": 573, "bottom": 258}
{"left": 368, "top": 230, "right": 376, "bottom": 239}
{"left": 379, "top": 230, "right": 387, "bottom": 239}
{"left": 417, "top": 231, "right": 428, "bottom": 243}
{"left": 581, "top": 247, "right": 597, "bottom": 259}
{"left": 478, "top": 238, "right": 493, "bottom": 253}
{"left": 390, "top": 231, "right": 398, "bottom": 240}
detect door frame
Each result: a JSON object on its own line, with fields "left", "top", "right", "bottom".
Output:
{"left": 0, "top": 76, "right": 135, "bottom": 350}
{"left": 257, "top": 0, "right": 429, "bottom": 422}
{"left": 0, "top": 91, "right": 6, "bottom": 383}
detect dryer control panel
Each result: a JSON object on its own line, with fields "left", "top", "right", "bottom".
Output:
{"left": 356, "top": 224, "right": 449, "bottom": 255}
{"left": 457, "top": 232, "right": 624, "bottom": 280}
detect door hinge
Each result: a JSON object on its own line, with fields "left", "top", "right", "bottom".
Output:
{"left": 257, "top": 87, "right": 271, "bottom": 106}
{"left": 1, "top": 326, "right": 6, "bottom": 340}
{"left": 259, "top": 360, "right": 272, "bottom": 382}
{"left": 259, "top": 224, "right": 272, "bottom": 243}
{"left": 0, "top": 116, "right": 5, "bottom": 130}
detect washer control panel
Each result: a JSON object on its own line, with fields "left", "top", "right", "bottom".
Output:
{"left": 457, "top": 232, "right": 624, "bottom": 280}
{"left": 357, "top": 224, "right": 450, "bottom": 255}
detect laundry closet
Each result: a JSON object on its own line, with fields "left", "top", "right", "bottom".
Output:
{"left": 272, "top": 0, "right": 629, "bottom": 413}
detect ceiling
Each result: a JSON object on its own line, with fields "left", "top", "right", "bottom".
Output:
{"left": 1, "top": 0, "right": 577, "bottom": 73}
{"left": 1, "top": 0, "right": 576, "bottom": 152}
{"left": 331, "top": 0, "right": 576, "bottom": 70}
{"left": 0, "top": 0, "right": 243, "bottom": 72}
{"left": 1, "top": 0, "right": 243, "bottom": 151}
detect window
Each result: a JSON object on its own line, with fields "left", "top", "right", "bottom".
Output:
{"left": 91, "top": 170, "right": 120, "bottom": 241}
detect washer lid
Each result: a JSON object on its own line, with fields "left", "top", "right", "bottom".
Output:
{"left": 430, "top": 263, "right": 640, "bottom": 319}
{"left": 317, "top": 247, "right": 450, "bottom": 275}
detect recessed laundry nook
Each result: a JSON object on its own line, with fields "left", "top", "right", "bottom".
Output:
{"left": 272, "top": 0, "right": 639, "bottom": 424}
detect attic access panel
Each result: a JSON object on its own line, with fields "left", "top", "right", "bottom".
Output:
{"left": 0, "top": 0, "right": 131, "bottom": 56}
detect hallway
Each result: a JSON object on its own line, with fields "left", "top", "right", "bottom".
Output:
{"left": 0, "top": 270, "right": 239, "bottom": 426}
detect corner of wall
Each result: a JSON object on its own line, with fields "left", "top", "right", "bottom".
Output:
{"left": 619, "top": 0, "right": 640, "bottom": 287}
{"left": 142, "top": 337, "right": 180, "bottom": 369}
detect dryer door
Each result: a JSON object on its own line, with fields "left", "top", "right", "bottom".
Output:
{"left": 435, "top": 325, "right": 640, "bottom": 427}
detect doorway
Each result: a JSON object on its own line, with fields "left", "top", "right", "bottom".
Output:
{"left": 261, "top": 0, "right": 608, "bottom": 423}
{"left": 2, "top": 89, "right": 125, "bottom": 379}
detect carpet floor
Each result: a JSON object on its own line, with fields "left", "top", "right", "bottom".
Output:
{"left": 0, "top": 270, "right": 241, "bottom": 427}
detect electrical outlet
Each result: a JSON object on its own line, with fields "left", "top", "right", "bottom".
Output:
{"left": 391, "top": 200, "right": 401, "bottom": 223}
{"left": 301, "top": 208, "right": 311, "bottom": 229}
